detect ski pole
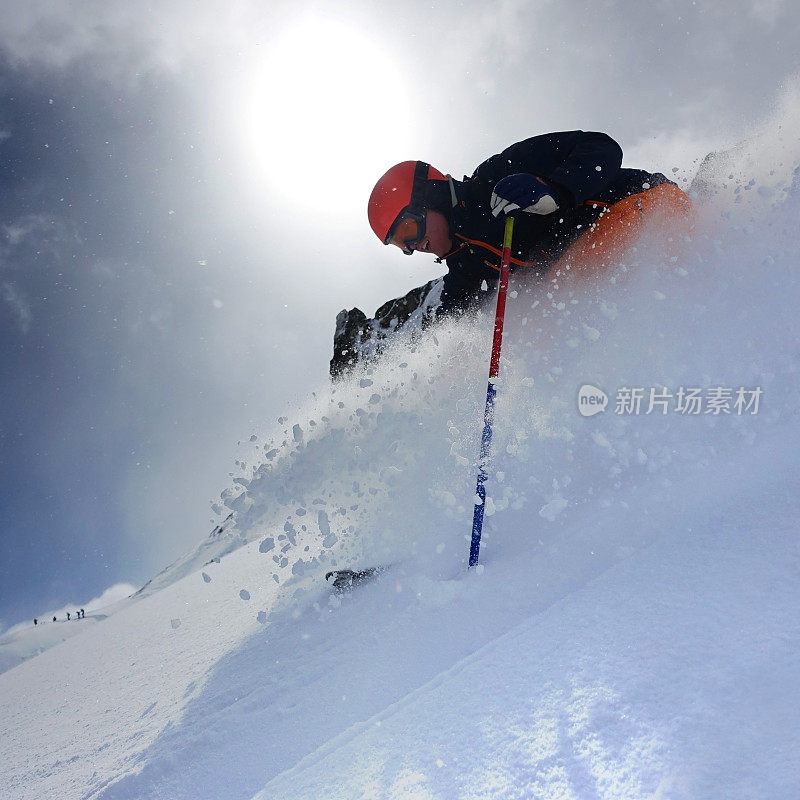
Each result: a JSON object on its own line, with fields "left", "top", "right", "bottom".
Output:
{"left": 469, "top": 215, "right": 515, "bottom": 568}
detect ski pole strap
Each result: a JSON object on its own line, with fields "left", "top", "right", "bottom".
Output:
{"left": 469, "top": 216, "right": 514, "bottom": 568}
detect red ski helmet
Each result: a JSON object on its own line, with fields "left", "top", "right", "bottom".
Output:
{"left": 368, "top": 161, "right": 448, "bottom": 245}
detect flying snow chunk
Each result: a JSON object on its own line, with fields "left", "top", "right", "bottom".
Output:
{"left": 239, "top": 589, "right": 251, "bottom": 601}
{"left": 292, "top": 560, "right": 308, "bottom": 576}
{"left": 582, "top": 323, "right": 601, "bottom": 341}
{"left": 257, "top": 611, "right": 267, "bottom": 624}
{"left": 539, "top": 496, "right": 568, "bottom": 521}
{"left": 432, "top": 489, "right": 457, "bottom": 507}
{"left": 319, "top": 510, "right": 338, "bottom": 547}
{"left": 600, "top": 301, "right": 618, "bottom": 320}
{"left": 201, "top": 572, "right": 212, "bottom": 583}
{"left": 259, "top": 537, "right": 275, "bottom": 553}
{"left": 591, "top": 431, "right": 613, "bottom": 449}
{"left": 170, "top": 618, "right": 181, "bottom": 629}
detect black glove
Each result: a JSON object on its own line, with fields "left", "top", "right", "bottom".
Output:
{"left": 490, "top": 173, "right": 560, "bottom": 217}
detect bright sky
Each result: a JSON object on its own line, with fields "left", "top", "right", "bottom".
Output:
{"left": 1, "top": 0, "right": 798, "bottom": 630}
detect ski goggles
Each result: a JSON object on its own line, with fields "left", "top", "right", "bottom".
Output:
{"left": 385, "top": 208, "right": 427, "bottom": 255}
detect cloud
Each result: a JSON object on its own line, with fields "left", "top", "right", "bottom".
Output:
{"left": 2, "top": 212, "right": 68, "bottom": 250}
{"left": 0, "top": 213, "right": 74, "bottom": 333}
{"left": 2, "top": 0, "right": 798, "bottom": 151}
{"left": 0, "top": 281, "right": 32, "bottom": 333}
{"left": 0, "top": 0, "right": 272, "bottom": 79}
{"left": 747, "top": 0, "right": 789, "bottom": 27}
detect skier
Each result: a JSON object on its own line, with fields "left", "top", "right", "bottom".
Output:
{"left": 367, "top": 130, "right": 693, "bottom": 315}
{"left": 332, "top": 130, "right": 692, "bottom": 376}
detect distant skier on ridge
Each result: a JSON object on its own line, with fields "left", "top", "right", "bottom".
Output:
{"left": 331, "top": 130, "right": 692, "bottom": 376}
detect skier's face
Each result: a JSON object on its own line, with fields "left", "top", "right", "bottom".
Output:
{"left": 409, "top": 209, "right": 452, "bottom": 258}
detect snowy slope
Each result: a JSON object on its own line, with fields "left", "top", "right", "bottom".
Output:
{"left": 0, "top": 615, "right": 106, "bottom": 675}
{"left": 255, "top": 437, "right": 800, "bottom": 800}
{"left": 2, "top": 115, "right": 800, "bottom": 800}
{"left": 0, "top": 585, "right": 136, "bottom": 675}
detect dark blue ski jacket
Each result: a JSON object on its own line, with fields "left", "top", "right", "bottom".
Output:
{"left": 438, "top": 130, "right": 673, "bottom": 312}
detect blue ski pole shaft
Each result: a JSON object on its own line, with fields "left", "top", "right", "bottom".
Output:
{"left": 469, "top": 216, "right": 515, "bottom": 568}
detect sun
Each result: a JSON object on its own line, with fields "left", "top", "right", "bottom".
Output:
{"left": 244, "top": 16, "right": 413, "bottom": 223}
